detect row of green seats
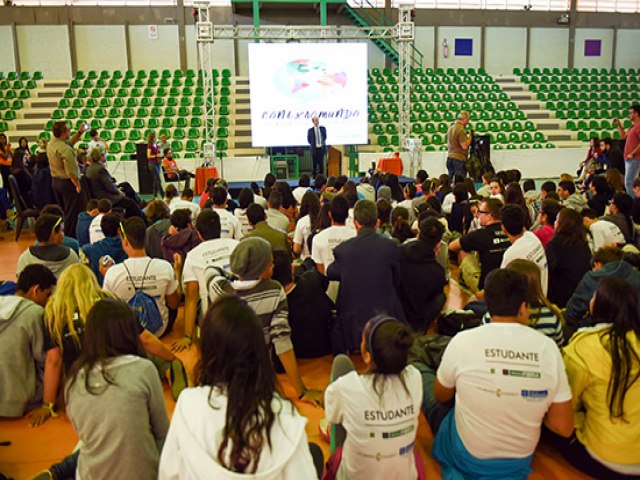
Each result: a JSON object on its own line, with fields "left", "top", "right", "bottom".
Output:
{"left": 530, "top": 83, "right": 638, "bottom": 93}
{"left": 51, "top": 106, "right": 206, "bottom": 120}
{"left": 369, "top": 109, "right": 527, "bottom": 124}
{"left": 0, "top": 80, "right": 38, "bottom": 90}
{"left": 538, "top": 91, "right": 638, "bottom": 102}
{"left": 75, "top": 69, "right": 231, "bottom": 80}
{"left": 97, "top": 128, "right": 205, "bottom": 142}
{"left": 521, "top": 74, "right": 637, "bottom": 85}
{"left": 0, "top": 72, "right": 43, "bottom": 81}
{"left": 546, "top": 101, "right": 638, "bottom": 113}
{"left": 372, "top": 100, "right": 518, "bottom": 113}
{"left": 514, "top": 67, "right": 637, "bottom": 76}
{"left": 369, "top": 91, "right": 508, "bottom": 103}
{"left": 368, "top": 82, "right": 499, "bottom": 95}
{"left": 70, "top": 76, "right": 232, "bottom": 89}
{"left": 375, "top": 133, "right": 547, "bottom": 148}
{"left": 59, "top": 96, "right": 206, "bottom": 109}
{"left": 62, "top": 86, "right": 230, "bottom": 99}
{"left": 0, "top": 89, "right": 31, "bottom": 100}
{"left": 44, "top": 116, "right": 210, "bottom": 132}
{"left": 566, "top": 119, "right": 631, "bottom": 130}
{"left": 577, "top": 131, "right": 622, "bottom": 141}
{"left": 555, "top": 109, "right": 630, "bottom": 120}
{"left": 371, "top": 67, "right": 488, "bottom": 77}
{"left": 0, "top": 99, "right": 27, "bottom": 110}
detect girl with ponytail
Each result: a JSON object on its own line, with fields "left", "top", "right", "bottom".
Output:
{"left": 323, "top": 315, "right": 425, "bottom": 480}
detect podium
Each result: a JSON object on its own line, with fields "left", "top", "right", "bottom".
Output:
{"left": 327, "top": 146, "right": 341, "bottom": 177}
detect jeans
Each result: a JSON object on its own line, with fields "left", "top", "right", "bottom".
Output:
{"left": 446, "top": 156, "right": 466, "bottom": 179}
{"left": 148, "top": 162, "right": 163, "bottom": 198}
{"left": 624, "top": 158, "right": 640, "bottom": 196}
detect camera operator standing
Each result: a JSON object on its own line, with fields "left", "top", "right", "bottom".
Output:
{"left": 446, "top": 110, "right": 472, "bottom": 179}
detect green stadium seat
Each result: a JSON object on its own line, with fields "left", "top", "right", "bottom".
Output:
{"left": 124, "top": 142, "right": 136, "bottom": 154}
{"left": 174, "top": 129, "right": 185, "bottom": 140}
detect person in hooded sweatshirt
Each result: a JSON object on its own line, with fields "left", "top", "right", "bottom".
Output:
{"left": 17, "top": 214, "right": 79, "bottom": 279}
{"left": 0, "top": 264, "right": 56, "bottom": 417}
{"left": 398, "top": 217, "right": 447, "bottom": 333}
{"left": 158, "top": 295, "right": 322, "bottom": 480}
{"left": 81, "top": 212, "right": 127, "bottom": 284}
{"left": 65, "top": 298, "right": 169, "bottom": 480}
{"left": 161, "top": 208, "right": 201, "bottom": 267}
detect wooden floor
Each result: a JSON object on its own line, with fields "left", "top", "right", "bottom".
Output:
{"left": 0, "top": 229, "right": 594, "bottom": 480}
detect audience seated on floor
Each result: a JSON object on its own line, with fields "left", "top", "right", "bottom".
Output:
{"left": 0, "top": 265, "right": 56, "bottom": 418}
{"left": 168, "top": 187, "right": 200, "bottom": 218}
{"left": 245, "top": 203, "right": 292, "bottom": 255}
{"left": 432, "top": 268, "right": 574, "bottom": 479}
{"left": 161, "top": 208, "right": 201, "bottom": 265}
{"left": 75, "top": 199, "right": 98, "bottom": 247}
{"left": 145, "top": 199, "right": 172, "bottom": 259}
{"left": 81, "top": 212, "right": 127, "bottom": 284}
{"left": 17, "top": 214, "right": 79, "bottom": 279}
{"left": 209, "top": 185, "right": 243, "bottom": 240}
{"left": 174, "top": 209, "right": 239, "bottom": 353}
{"left": 581, "top": 207, "right": 627, "bottom": 252}
{"left": 207, "top": 237, "right": 321, "bottom": 406}
{"left": 88, "top": 198, "right": 111, "bottom": 244}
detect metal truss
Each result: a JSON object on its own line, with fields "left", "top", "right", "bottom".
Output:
{"left": 194, "top": 1, "right": 416, "bottom": 155}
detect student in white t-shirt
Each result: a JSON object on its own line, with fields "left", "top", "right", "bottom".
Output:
{"left": 234, "top": 188, "right": 255, "bottom": 237}
{"left": 500, "top": 204, "right": 549, "bottom": 295}
{"left": 293, "top": 191, "right": 321, "bottom": 260}
{"left": 311, "top": 196, "right": 356, "bottom": 274}
{"left": 324, "top": 315, "right": 424, "bottom": 480}
{"left": 169, "top": 187, "right": 201, "bottom": 219}
{"left": 293, "top": 174, "right": 312, "bottom": 205}
{"left": 397, "top": 183, "right": 417, "bottom": 223}
{"left": 433, "top": 268, "right": 573, "bottom": 478}
{"left": 89, "top": 198, "right": 112, "bottom": 244}
{"left": 102, "top": 217, "right": 180, "bottom": 338}
{"left": 172, "top": 210, "right": 238, "bottom": 353}
{"left": 209, "top": 186, "right": 242, "bottom": 240}
{"left": 581, "top": 208, "right": 626, "bottom": 253}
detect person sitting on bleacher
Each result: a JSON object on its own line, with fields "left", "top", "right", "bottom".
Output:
{"left": 85, "top": 148, "right": 144, "bottom": 219}
{"left": 432, "top": 268, "right": 573, "bottom": 479}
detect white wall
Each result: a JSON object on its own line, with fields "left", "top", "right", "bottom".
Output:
{"left": 367, "top": 40, "right": 386, "bottom": 70}
{"left": 75, "top": 25, "right": 127, "bottom": 72}
{"left": 437, "top": 26, "right": 481, "bottom": 70}
{"left": 615, "top": 29, "right": 640, "bottom": 69}
{"left": 574, "top": 28, "right": 614, "bottom": 70}
{"left": 415, "top": 26, "right": 435, "bottom": 69}
{"left": 484, "top": 27, "right": 526, "bottom": 76}
{"left": 529, "top": 28, "right": 569, "bottom": 70}
{"left": 16, "top": 25, "right": 72, "bottom": 78}
{"left": 0, "top": 26, "right": 16, "bottom": 72}
{"left": 129, "top": 25, "right": 180, "bottom": 71}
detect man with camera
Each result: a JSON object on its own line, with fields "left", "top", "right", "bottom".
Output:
{"left": 446, "top": 110, "right": 472, "bottom": 179}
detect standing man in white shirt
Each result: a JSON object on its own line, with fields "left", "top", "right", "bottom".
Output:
{"left": 103, "top": 217, "right": 180, "bottom": 338}
{"left": 311, "top": 195, "right": 356, "bottom": 274}
{"left": 499, "top": 204, "right": 549, "bottom": 295}
{"left": 432, "top": 268, "right": 574, "bottom": 478}
{"left": 307, "top": 117, "right": 327, "bottom": 177}
{"left": 209, "top": 186, "right": 243, "bottom": 240}
{"left": 172, "top": 209, "right": 239, "bottom": 352}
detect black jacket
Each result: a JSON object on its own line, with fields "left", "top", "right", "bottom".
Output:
{"left": 398, "top": 239, "right": 447, "bottom": 332}
{"left": 307, "top": 125, "right": 327, "bottom": 152}
{"left": 85, "top": 162, "right": 121, "bottom": 202}
{"left": 327, "top": 228, "right": 405, "bottom": 351}
{"left": 546, "top": 238, "right": 592, "bottom": 309}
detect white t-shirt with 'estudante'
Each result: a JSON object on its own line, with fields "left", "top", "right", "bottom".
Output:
{"left": 293, "top": 214, "right": 313, "bottom": 260}
{"left": 103, "top": 257, "right": 178, "bottom": 337}
{"left": 588, "top": 220, "right": 626, "bottom": 252}
{"left": 437, "top": 322, "right": 572, "bottom": 459}
{"left": 500, "top": 231, "right": 549, "bottom": 295}
{"left": 213, "top": 207, "right": 243, "bottom": 240}
{"left": 311, "top": 225, "right": 356, "bottom": 270}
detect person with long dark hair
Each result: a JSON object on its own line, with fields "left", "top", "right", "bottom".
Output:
{"left": 294, "top": 191, "right": 321, "bottom": 259}
{"left": 505, "top": 181, "right": 534, "bottom": 229}
{"left": 384, "top": 173, "right": 405, "bottom": 204}
{"left": 323, "top": 315, "right": 424, "bottom": 480}
{"left": 306, "top": 202, "right": 332, "bottom": 255}
{"left": 65, "top": 299, "right": 169, "bottom": 480}
{"left": 545, "top": 207, "right": 592, "bottom": 309}
{"left": 603, "top": 192, "right": 634, "bottom": 244}
{"left": 234, "top": 187, "right": 255, "bottom": 237}
{"left": 147, "top": 132, "right": 163, "bottom": 199}
{"left": 159, "top": 296, "right": 321, "bottom": 479}
{"left": 552, "top": 277, "right": 640, "bottom": 479}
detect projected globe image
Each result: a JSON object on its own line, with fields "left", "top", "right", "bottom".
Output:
{"left": 274, "top": 59, "right": 347, "bottom": 102}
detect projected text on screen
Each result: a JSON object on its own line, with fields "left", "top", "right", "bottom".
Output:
{"left": 248, "top": 42, "right": 369, "bottom": 148}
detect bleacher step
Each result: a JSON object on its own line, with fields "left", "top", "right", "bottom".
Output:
{"left": 527, "top": 112, "right": 551, "bottom": 119}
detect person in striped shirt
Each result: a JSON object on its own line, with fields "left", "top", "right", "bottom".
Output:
{"left": 207, "top": 237, "right": 322, "bottom": 407}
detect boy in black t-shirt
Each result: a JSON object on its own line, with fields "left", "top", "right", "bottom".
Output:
{"left": 449, "top": 198, "right": 511, "bottom": 290}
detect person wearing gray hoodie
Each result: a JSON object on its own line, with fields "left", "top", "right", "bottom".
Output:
{"left": 557, "top": 180, "right": 588, "bottom": 211}
{"left": 0, "top": 264, "right": 56, "bottom": 417}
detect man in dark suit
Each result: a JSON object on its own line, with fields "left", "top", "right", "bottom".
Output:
{"left": 327, "top": 199, "right": 406, "bottom": 352}
{"left": 85, "top": 148, "right": 144, "bottom": 219}
{"left": 307, "top": 116, "right": 327, "bottom": 177}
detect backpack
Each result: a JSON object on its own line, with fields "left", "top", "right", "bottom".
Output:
{"left": 122, "top": 260, "right": 163, "bottom": 333}
{"left": 0, "top": 280, "right": 17, "bottom": 296}
{"left": 408, "top": 333, "right": 452, "bottom": 370}
{"left": 437, "top": 309, "right": 482, "bottom": 337}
